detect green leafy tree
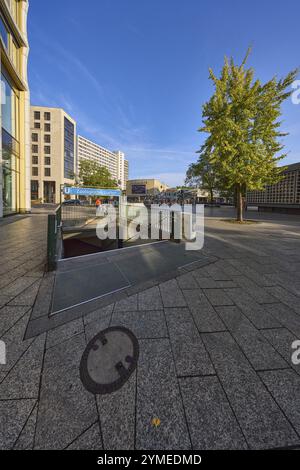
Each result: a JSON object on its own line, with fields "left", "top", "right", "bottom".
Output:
{"left": 79, "top": 160, "right": 118, "bottom": 188}
{"left": 185, "top": 156, "right": 220, "bottom": 203}
{"left": 197, "top": 49, "right": 297, "bottom": 221}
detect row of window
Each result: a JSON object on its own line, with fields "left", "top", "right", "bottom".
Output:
{"left": 32, "top": 156, "right": 51, "bottom": 166}
{"left": 32, "top": 133, "right": 51, "bottom": 143}
{"left": 32, "top": 168, "right": 51, "bottom": 177}
{"left": 34, "top": 111, "right": 51, "bottom": 121}
{"left": 32, "top": 145, "right": 51, "bottom": 154}
{"left": 33, "top": 123, "right": 51, "bottom": 131}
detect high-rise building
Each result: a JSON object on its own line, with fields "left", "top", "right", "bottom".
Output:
{"left": 77, "top": 135, "right": 129, "bottom": 190}
{"left": 30, "top": 106, "right": 76, "bottom": 204}
{"left": 0, "top": 0, "right": 30, "bottom": 217}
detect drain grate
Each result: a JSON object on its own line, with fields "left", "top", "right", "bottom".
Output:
{"left": 80, "top": 327, "right": 139, "bottom": 395}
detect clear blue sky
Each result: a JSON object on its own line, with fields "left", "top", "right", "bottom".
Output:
{"left": 28, "top": 0, "right": 300, "bottom": 187}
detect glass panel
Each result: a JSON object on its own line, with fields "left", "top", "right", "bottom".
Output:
{"left": 64, "top": 117, "right": 74, "bottom": 179}
{"left": 1, "top": 71, "right": 18, "bottom": 139}
{"left": 0, "top": 15, "right": 8, "bottom": 49}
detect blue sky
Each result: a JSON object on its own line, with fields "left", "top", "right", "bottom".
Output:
{"left": 28, "top": 0, "right": 300, "bottom": 187}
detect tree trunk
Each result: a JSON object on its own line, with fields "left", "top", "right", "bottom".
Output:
{"left": 210, "top": 188, "right": 214, "bottom": 204}
{"left": 236, "top": 184, "right": 243, "bottom": 222}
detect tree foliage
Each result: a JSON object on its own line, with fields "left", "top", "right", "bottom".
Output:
{"left": 79, "top": 160, "right": 118, "bottom": 188}
{"left": 192, "top": 49, "right": 298, "bottom": 220}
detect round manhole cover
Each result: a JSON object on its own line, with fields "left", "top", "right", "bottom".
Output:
{"left": 80, "top": 327, "right": 139, "bottom": 395}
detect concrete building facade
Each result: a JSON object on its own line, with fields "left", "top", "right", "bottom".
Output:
{"left": 246, "top": 163, "right": 300, "bottom": 213}
{"left": 77, "top": 135, "right": 129, "bottom": 190}
{"left": 126, "top": 179, "right": 169, "bottom": 199}
{"left": 0, "top": 0, "right": 30, "bottom": 217}
{"left": 30, "top": 106, "right": 76, "bottom": 204}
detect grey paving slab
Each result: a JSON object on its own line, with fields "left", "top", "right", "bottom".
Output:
{"left": 14, "top": 403, "right": 38, "bottom": 450}
{"left": 114, "top": 294, "right": 138, "bottom": 312}
{"left": 0, "top": 333, "right": 45, "bottom": 399}
{"left": 0, "top": 296, "right": 10, "bottom": 308}
{"left": 262, "top": 328, "right": 300, "bottom": 376}
{"left": 232, "top": 276, "right": 276, "bottom": 304}
{"left": 0, "top": 305, "right": 31, "bottom": 337}
{"left": 216, "top": 306, "right": 288, "bottom": 371}
{"left": 0, "top": 311, "right": 34, "bottom": 373}
{"left": 83, "top": 304, "right": 114, "bottom": 326}
{"left": 35, "top": 334, "right": 97, "bottom": 450}
{"left": 264, "top": 303, "right": 300, "bottom": 337}
{"left": 8, "top": 279, "right": 41, "bottom": 307}
{"left": 31, "top": 273, "right": 55, "bottom": 319}
{"left": 136, "top": 338, "right": 191, "bottom": 450}
{"left": 111, "top": 309, "right": 168, "bottom": 339}
{"left": 224, "top": 288, "right": 281, "bottom": 329}
{"left": 97, "top": 372, "right": 136, "bottom": 450}
{"left": 138, "top": 286, "right": 163, "bottom": 311}
{"left": 203, "top": 289, "right": 234, "bottom": 307}
{"left": 0, "top": 399, "right": 36, "bottom": 450}
{"left": 67, "top": 423, "right": 102, "bottom": 450}
{"left": 46, "top": 318, "right": 84, "bottom": 349}
{"left": 183, "top": 289, "right": 225, "bottom": 332}
{"left": 0, "top": 276, "right": 37, "bottom": 298}
{"left": 204, "top": 263, "right": 233, "bottom": 281}
{"left": 259, "top": 369, "right": 300, "bottom": 437}
{"left": 159, "top": 279, "right": 187, "bottom": 308}
{"left": 180, "top": 376, "right": 247, "bottom": 449}
{"left": 165, "top": 307, "right": 214, "bottom": 376}
{"left": 265, "top": 286, "right": 300, "bottom": 314}
{"left": 84, "top": 313, "right": 112, "bottom": 343}
{"left": 176, "top": 272, "right": 199, "bottom": 290}
{"left": 202, "top": 332, "right": 299, "bottom": 449}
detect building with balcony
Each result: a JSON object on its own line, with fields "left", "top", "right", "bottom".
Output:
{"left": 246, "top": 162, "right": 300, "bottom": 214}
{"left": 0, "top": 0, "right": 30, "bottom": 217}
{"left": 30, "top": 106, "right": 77, "bottom": 204}
{"left": 77, "top": 135, "right": 129, "bottom": 190}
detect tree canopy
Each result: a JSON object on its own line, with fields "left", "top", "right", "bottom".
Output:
{"left": 191, "top": 49, "right": 298, "bottom": 221}
{"left": 79, "top": 160, "right": 118, "bottom": 188}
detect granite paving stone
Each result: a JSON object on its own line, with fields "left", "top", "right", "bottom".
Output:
{"left": 216, "top": 306, "right": 288, "bottom": 371}
{"left": 0, "top": 333, "right": 45, "bottom": 399}
{"left": 259, "top": 369, "right": 300, "bottom": 437}
{"left": 84, "top": 313, "right": 112, "bottom": 343}
{"left": 183, "top": 289, "right": 226, "bottom": 332}
{"left": 159, "top": 279, "right": 187, "bottom": 308}
{"left": 265, "top": 286, "right": 300, "bottom": 314}
{"left": 8, "top": 279, "right": 42, "bottom": 307}
{"left": 138, "top": 286, "right": 163, "bottom": 310}
{"left": 114, "top": 294, "right": 138, "bottom": 312}
{"left": 34, "top": 334, "right": 97, "bottom": 449}
{"left": 0, "top": 399, "right": 36, "bottom": 450}
{"left": 202, "top": 332, "right": 300, "bottom": 449}
{"left": 203, "top": 289, "right": 234, "bottom": 307}
{"left": 176, "top": 272, "right": 199, "bottom": 290}
{"left": 262, "top": 328, "right": 300, "bottom": 376}
{"left": 111, "top": 309, "right": 168, "bottom": 339}
{"left": 264, "top": 303, "right": 300, "bottom": 337}
{"left": 67, "top": 423, "right": 102, "bottom": 450}
{"left": 14, "top": 403, "right": 38, "bottom": 450}
{"left": 97, "top": 372, "right": 136, "bottom": 450}
{"left": 31, "top": 273, "right": 55, "bottom": 319}
{"left": 164, "top": 307, "right": 214, "bottom": 376}
{"left": 232, "top": 276, "right": 276, "bottom": 304}
{"left": 0, "top": 305, "right": 31, "bottom": 337}
{"left": 180, "top": 376, "right": 247, "bottom": 449}
{"left": 224, "top": 288, "right": 281, "bottom": 329}
{"left": 46, "top": 318, "right": 84, "bottom": 349}
{"left": 136, "top": 338, "right": 191, "bottom": 450}
{"left": 83, "top": 304, "right": 114, "bottom": 326}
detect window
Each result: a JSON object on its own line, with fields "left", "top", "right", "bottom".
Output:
{"left": 44, "top": 112, "right": 51, "bottom": 121}
{"left": 44, "top": 157, "right": 51, "bottom": 166}
{"left": 32, "top": 145, "right": 38, "bottom": 153}
{"left": 32, "top": 156, "right": 38, "bottom": 165}
{"left": 34, "top": 111, "right": 40, "bottom": 120}
{"left": 44, "top": 123, "right": 51, "bottom": 132}
{"left": 64, "top": 117, "right": 75, "bottom": 179}
{"left": 44, "top": 146, "right": 51, "bottom": 155}
{"left": 11, "top": 39, "right": 19, "bottom": 71}
{"left": 0, "top": 15, "right": 8, "bottom": 49}
{"left": 34, "top": 122, "right": 41, "bottom": 129}
{"left": 32, "top": 167, "right": 38, "bottom": 176}
{"left": 31, "top": 180, "right": 39, "bottom": 201}
{"left": 44, "top": 168, "right": 51, "bottom": 177}
{"left": 32, "top": 133, "right": 38, "bottom": 142}
{"left": 44, "top": 134, "right": 51, "bottom": 143}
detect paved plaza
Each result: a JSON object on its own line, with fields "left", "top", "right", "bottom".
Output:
{"left": 0, "top": 208, "right": 300, "bottom": 450}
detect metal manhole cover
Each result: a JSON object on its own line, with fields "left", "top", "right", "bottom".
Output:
{"left": 80, "top": 327, "right": 139, "bottom": 395}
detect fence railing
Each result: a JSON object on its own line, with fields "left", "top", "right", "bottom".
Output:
{"left": 47, "top": 205, "right": 62, "bottom": 271}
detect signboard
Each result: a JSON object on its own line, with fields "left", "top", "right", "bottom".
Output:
{"left": 131, "top": 184, "right": 146, "bottom": 195}
{"left": 63, "top": 186, "right": 122, "bottom": 197}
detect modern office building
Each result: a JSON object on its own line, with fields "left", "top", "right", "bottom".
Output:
{"left": 30, "top": 106, "right": 76, "bottom": 204}
{"left": 126, "top": 179, "right": 169, "bottom": 199}
{"left": 0, "top": 0, "right": 30, "bottom": 217}
{"left": 77, "top": 135, "right": 129, "bottom": 190}
{"left": 246, "top": 162, "right": 300, "bottom": 213}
